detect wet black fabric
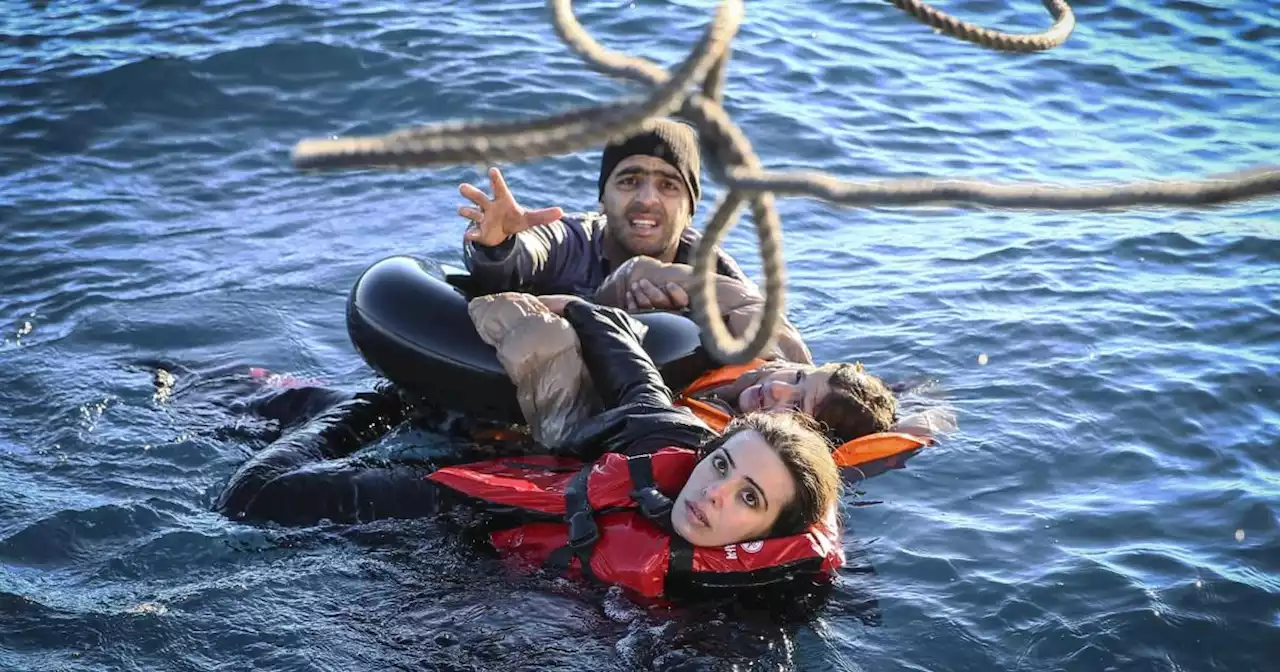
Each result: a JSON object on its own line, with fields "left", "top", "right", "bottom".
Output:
{"left": 555, "top": 300, "right": 716, "bottom": 461}
{"left": 215, "top": 385, "right": 421, "bottom": 523}
{"left": 215, "top": 302, "right": 716, "bottom": 526}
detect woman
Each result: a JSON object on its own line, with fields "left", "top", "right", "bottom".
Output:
{"left": 217, "top": 298, "right": 842, "bottom": 596}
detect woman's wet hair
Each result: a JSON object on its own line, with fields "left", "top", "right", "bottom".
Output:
{"left": 813, "top": 362, "right": 897, "bottom": 444}
{"left": 698, "top": 412, "right": 841, "bottom": 538}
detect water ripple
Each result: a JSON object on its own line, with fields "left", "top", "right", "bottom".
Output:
{"left": 1, "top": 0, "right": 1277, "bottom": 669}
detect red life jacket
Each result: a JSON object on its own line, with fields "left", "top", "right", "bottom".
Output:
{"left": 425, "top": 447, "right": 844, "bottom": 598}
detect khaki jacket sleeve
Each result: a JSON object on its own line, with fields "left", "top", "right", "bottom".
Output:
{"left": 467, "top": 293, "right": 601, "bottom": 447}
{"left": 593, "top": 256, "right": 814, "bottom": 365}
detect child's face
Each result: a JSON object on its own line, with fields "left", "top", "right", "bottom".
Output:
{"left": 737, "top": 365, "right": 833, "bottom": 416}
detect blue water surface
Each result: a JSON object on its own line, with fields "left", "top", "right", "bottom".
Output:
{"left": 1, "top": 0, "right": 1277, "bottom": 670}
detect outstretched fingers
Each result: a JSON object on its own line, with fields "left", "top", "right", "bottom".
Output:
{"left": 525, "top": 206, "right": 565, "bottom": 227}
{"left": 488, "top": 167, "right": 513, "bottom": 204}
{"left": 459, "top": 183, "right": 492, "bottom": 209}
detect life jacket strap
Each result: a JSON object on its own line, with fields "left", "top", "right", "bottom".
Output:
{"left": 544, "top": 464, "right": 599, "bottom": 581}
{"left": 626, "top": 454, "right": 674, "bottom": 533}
{"left": 666, "top": 534, "right": 694, "bottom": 588}
{"left": 634, "top": 457, "right": 692, "bottom": 593}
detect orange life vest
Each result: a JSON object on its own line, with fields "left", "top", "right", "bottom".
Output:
{"left": 673, "top": 359, "right": 767, "bottom": 430}
{"left": 674, "top": 360, "right": 932, "bottom": 470}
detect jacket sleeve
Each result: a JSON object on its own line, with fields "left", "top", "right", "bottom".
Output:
{"left": 467, "top": 292, "right": 599, "bottom": 448}
{"left": 556, "top": 300, "right": 717, "bottom": 459}
{"left": 594, "top": 256, "right": 814, "bottom": 365}
{"left": 462, "top": 215, "right": 593, "bottom": 295}
{"left": 562, "top": 299, "right": 669, "bottom": 409}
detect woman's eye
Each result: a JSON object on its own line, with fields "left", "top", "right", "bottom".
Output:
{"left": 713, "top": 455, "right": 727, "bottom": 473}
{"left": 742, "top": 489, "right": 759, "bottom": 508}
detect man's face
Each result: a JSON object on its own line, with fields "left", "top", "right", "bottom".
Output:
{"left": 599, "top": 155, "right": 692, "bottom": 261}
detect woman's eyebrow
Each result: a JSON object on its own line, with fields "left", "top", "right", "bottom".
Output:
{"left": 725, "top": 448, "right": 769, "bottom": 511}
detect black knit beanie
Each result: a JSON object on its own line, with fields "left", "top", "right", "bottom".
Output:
{"left": 597, "top": 119, "right": 702, "bottom": 212}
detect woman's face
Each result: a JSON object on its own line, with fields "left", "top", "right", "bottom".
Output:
{"left": 736, "top": 365, "right": 833, "bottom": 415}
{"left": 671, "top": 429, "right": 797, "bottom": 547}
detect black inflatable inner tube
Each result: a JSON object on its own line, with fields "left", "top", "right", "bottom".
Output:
{"left": 347, "top": 256, "right": 713, "bottom": 424}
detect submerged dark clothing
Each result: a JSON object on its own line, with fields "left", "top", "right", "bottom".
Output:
{"left": 214, "top": 385, "right": 432, "bottom": 523}
{"left": 216, "top": 301, "right": 716, "bottom": 526}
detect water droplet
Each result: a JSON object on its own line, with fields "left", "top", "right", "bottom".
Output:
{"left": 977, "top": 353, "right": 988, "bottom": 366}
{"left": 1235, "top": 529, "right": 1245, "bottom": 542}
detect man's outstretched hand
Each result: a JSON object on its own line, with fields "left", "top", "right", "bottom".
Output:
{"left": 459, "top": 167, "right": 565, "bottom": 247}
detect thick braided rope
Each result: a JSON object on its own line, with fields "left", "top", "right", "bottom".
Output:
{"left": 291, "top": 0, "right": 1279, "bottom": 363}
{"left": 887, "top": 0, "right": 1075, "bottom": 53}
{"left": 548, "top": 0, "right": 787, "bottom": 362}
{"left": 292, "top": 0, "right": 743, "bottom": 170}
{"left": 730, "top": 167, "right": 1280, "bottom": 208}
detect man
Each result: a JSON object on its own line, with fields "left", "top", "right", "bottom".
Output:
{"left": 458, "top": 118, "right": 754, "bottom": 298}
{"left": 455, "top": 120, "right": 945, "bottom": 460}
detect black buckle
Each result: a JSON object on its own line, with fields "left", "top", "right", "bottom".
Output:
{"left": 630, "top": 487, "right": 673, "bottom": 520}
{"left": 567, "top": 511, "right": 599, "bottom": 549}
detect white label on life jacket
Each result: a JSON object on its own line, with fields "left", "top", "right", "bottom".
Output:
{"left": 724, "top": 544, "right": 737, "bottom": 561}
{"left": 741, "top": 540, "right": 764, "bottom": 554}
